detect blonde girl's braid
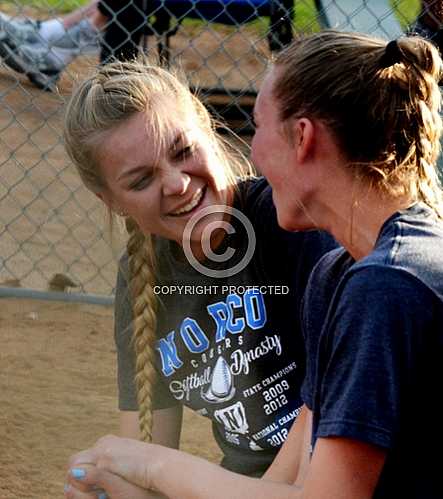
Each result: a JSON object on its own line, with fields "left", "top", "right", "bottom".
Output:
{"left": 125, "top": 217, "right": 158, "bottom": 442}
{"left": 64, "top": 58, "right": 255, "bottom": 441}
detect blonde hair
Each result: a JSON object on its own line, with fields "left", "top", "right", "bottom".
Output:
{"left": 64, "top": 59, "right": 253, "bottom": 441}
{"left": 272, "top": 30, "right": 443, "bottom": 217}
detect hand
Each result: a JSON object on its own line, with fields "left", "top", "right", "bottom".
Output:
{"left": 67, "top": 435, "right": 165, "bottom": 492}
{"left": 64, "top": 464, "right": 159, "bottom": 499}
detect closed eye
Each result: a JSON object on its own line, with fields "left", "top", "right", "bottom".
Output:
{"left": 173, "top": 144, "right": 195, "bottom": 161}
{"left": 129, "top": 174, "right": 153, "bottom": 191}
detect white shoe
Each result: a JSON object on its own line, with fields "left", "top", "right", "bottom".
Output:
{"left": 52, "top": 18, "right": 100, "bottom": 54}
{"left": 0, "top": 12, "right": 42, "bottom": 46}
{"left": 0, "top": 39, "right": 63, "bottom": 91}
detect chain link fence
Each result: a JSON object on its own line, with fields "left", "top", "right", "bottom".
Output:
{"left": 0, "top": 0, "right": 433, "bottom": 299}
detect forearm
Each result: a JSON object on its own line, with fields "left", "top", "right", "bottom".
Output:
{"left": 154, "top": 407, "right": 310, "bottom": 497}
{"left": 91, "top": 438, "right": 301, "bottom": 499}
{"left": 150, "top": 446, "right": 301, "bottom": 499}
{"left": 263, "top": 405, "right": 311, "bottom": 484}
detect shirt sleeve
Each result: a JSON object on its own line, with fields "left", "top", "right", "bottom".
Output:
{"left": 314, "top": 266, "right": 436, "bottom": 449}
{"left": 114, "top": 254, "right": 179, "bottom": 411}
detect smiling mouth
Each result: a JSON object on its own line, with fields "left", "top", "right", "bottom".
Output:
{"left": 169, "top": 185, "right": 207, "bottom": 216}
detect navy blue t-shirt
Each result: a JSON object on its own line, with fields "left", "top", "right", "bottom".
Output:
{"left": 302, "top": 203, "right": 443, "bottom": 498}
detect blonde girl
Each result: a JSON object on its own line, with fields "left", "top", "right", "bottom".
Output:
{"left": 63, "top": 58, "right": 335, "bottom": 499}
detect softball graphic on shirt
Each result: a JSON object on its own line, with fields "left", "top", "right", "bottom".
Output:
{"left": 201, "top": 356, "right": 236, "bottom": 403}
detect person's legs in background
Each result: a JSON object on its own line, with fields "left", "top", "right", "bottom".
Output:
{"left": 0, "top": 0, "right": 101, "bottom": 48}
{"left": 0, "top": 0, "right": 149, "bottom": 90}
{"left": 0, "top": 0, "right": 107, "bottom": 90}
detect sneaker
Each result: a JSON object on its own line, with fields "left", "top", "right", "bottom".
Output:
{"left": 0, "top": 12, "right": 42, "bottom": 46}
{"left": 0, "top": 39, "right": 62, "bottom": 91}
{"left": 52, "top": 18, "right": 99, "bottom": 54}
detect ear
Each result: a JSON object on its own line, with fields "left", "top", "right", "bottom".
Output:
{"left": 292, "top": 118, "right": 315, "bottom": 164}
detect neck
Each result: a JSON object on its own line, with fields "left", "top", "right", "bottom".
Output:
{"left": 288, "top": 121, "right": 416, "bottom": 259}
{"left": 308, "top": 165, "right": 414, "bottom": 260}
{"left": 313, "top": 181, "right": 414, "bottom": 261}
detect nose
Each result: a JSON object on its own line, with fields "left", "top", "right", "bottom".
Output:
{"left": 161, "top": 167, "right": 191, "bottom": 197}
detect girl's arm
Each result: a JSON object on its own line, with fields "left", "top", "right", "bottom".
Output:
{"left": 150, "top": 434, "right": 386, "bottom": 498}
{"left": 303, "top": 436, "right": 386, "bottom": 498}
{"left": 68, "top": 436, "right": 302, "bottom": 499}
{"left": 71, "top": 422, "right": 386, "bottom": 499}
{"left": 67, "top": 432, "right": 386, "bottom": 499}
{"left": 263, "top": 405, "right": 311, "bottom": 484}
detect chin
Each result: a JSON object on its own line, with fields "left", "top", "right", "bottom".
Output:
{"left": 277, "top": 211, "right": 316, "bottom": 233}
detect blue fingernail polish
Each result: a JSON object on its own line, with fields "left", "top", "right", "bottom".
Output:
{"left": 71, "top": 468, "right": 86, "bottom": 479}
{"left": 98, "top": 493, "right": 108, "bottom": 499}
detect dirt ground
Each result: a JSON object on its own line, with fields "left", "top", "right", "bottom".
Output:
{"left": 0, "top": 297, "right": 222, "bottom": 499}
{"left": 0, "top": 14, "right": 268, "bottom": 498}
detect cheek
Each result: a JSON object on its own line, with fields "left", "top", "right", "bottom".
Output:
{"left": 251, "top": 132, "right": 266, "bottom": 172}
{"left": 124, "top": 194, "right": 157, "bottom": 224}
{"left": 202, "top": 154, "right": 229, "bottom": 191}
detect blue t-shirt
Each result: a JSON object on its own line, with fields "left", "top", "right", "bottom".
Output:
{"left": 302, "top": 203, "right": 443, "bottom": 498}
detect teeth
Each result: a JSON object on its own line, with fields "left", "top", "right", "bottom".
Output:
{"left": 171, "top": 188, "right": 204, "bottom": 215}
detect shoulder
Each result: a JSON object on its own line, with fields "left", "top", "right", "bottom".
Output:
{"left": 305, "top": 250, "right": 440, "bottom": 337}
{"left": 309, "top": 247, "right": 349, "bottom": 275}
{"left": 334, "top": 265, "right": 439, "bottom": 334}
{"left": 372, "top": 204, "right": 443, "bottom": 300}
{"left": 305, "top": 247, "right": 349, "bottom": 296}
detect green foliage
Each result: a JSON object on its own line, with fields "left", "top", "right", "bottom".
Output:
{"left": 10, "top": 0, "right": 88, "bottom": 14}
{"left": 390, "top": 0, "right": 421, "bottom": 27}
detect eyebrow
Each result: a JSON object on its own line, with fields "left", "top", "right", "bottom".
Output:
{"left": 169, "top": 134, "right": 182, "bottom": 151}
{"left": 116, "top": 134, "right": 183, "bottom": 182}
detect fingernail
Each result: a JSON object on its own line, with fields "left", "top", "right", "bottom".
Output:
{"left": 64, "top": 483, "right": 71, "bottom": 493}
{"left": 71, "top": 467, "right": 86, "bottom": 479}
{"left": 98, "top": 493, "right": 108, "bottom": 499}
